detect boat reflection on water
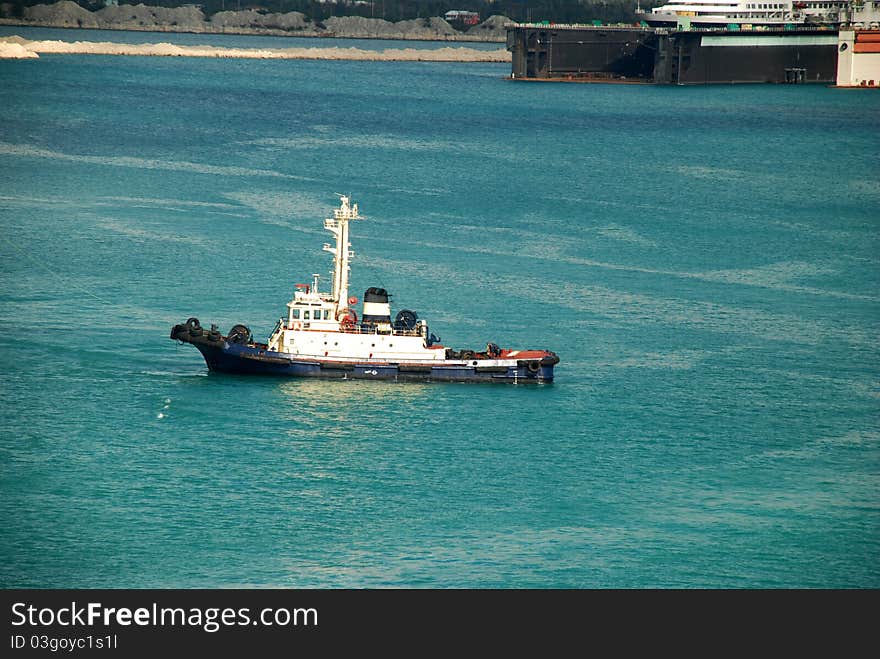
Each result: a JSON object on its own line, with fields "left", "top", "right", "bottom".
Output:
{"left": 272, "top": 377, "right": 433, "bottom": 437}
{"left": 276, "top": 377, "right": 431, "bottom": 408}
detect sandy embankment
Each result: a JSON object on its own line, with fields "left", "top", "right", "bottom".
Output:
{"left": 0, "top": 36, "right": 510, "bottom": 61}
{"left": 0, "top": 39, "right": 38, "bottom": 58}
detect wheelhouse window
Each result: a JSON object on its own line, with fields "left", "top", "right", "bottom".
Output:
{"left": 292, "top": 309, "right": 300, "bottom": 319}
{"left": 304, "top": 311, "right": 310, "bottom": 320}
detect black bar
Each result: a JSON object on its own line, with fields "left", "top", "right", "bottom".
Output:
{"left": 2, "top": 589, "right": 876, "bottom": 654}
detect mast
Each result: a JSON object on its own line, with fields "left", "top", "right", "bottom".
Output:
{"left": 322, "top": 195, "right": 362, "bottom": 309}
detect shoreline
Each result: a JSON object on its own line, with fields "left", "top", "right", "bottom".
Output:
{"left": 0, "top": 35, "right": 511, "bottom": 61}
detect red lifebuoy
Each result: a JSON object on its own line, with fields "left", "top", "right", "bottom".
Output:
{"left": 336, "top": 308, "right": 358, "bottom": 328}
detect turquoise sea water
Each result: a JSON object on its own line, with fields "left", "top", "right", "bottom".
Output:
{"left": 1, "top": 35, "right": 878, "bottom": 588}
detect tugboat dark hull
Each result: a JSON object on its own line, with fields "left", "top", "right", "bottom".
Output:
{"left": 170, "top": 322, "right": 558, "bottom": 384}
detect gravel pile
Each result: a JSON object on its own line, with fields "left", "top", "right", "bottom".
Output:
{"left": 96, "top": 4, "right": 206, "bottom": 31}
{"left": 4, "top": 2, "right": 509, "bottom": 41}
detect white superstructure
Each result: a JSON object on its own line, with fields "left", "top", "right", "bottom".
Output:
{"left": 264, "top": 196, "right": 446, "bottom": 363}
{"left": 638, "top": 0, "right": 853, "bottom": 27}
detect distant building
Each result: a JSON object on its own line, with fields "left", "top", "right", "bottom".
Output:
{"left": 445, "top": 10, "right": 480, "bottom": 26}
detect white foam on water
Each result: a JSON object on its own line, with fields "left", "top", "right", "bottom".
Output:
{"left": 246, "top": 129, "right": 521, "bottom": 166}
{"left": 366, "top": 218, "right": 870, "bottom": 301}
{"left": 0, "top": 142, "right": 312, "bottom": 181}
{"left": 749, "top": 430, "right": 880, "bottom": 463}
{"left": 367, "top": 254, "right": 875, "bottom": 348}
{"left": 222, "top": 191, "right": 333, "bottom": 232}
{"left": 99, "top": 196, "right": 240, "bottom": 211}
{"left": 372, "top": 229, "right": 873, "bottom": 301}
{"left": 685, "top": 261, "right": 877, "bottom": 302}
{"left": 559, "top": 254, "right": 879, "bottom": 303}
{"left": 596, "top": 224, "right": 659, "bottom": 248}
{"left": 772, "top": 220, "right": 860, "bottom": 243}
{"left": 97, "top": 218, "right": 210, "bottom": 246}
{"left": 601, "top": 349, "right": 713, "bottom": 370}
{"left": 0, "top": 193, "right": 87, "bottom": 206}
{"left": 749, "top": 367, "right": 879, "bottom": 402}
{"left": 371, "top": 182, "right": 451, "bottom": 197}
{"left": 848, "top": 179, "right": 880, "bottom": 199}
{"left": 677, "top": 164, "right": 750, "bottom": 181}
{"left": 247, "top": 133, "right": 473, "bottom": 154}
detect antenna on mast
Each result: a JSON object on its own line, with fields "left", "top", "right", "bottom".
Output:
{"left": 322, "top": 195, "right": 363, "bottom": 312}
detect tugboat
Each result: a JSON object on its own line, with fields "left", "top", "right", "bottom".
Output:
{"left": 170, "top": 196, "right": 559, "bottom": 383}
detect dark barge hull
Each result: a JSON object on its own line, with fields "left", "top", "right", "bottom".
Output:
{"left": 654, "top": 30, "right": 839, "bottom": 84}
{"left": 171, "top": 323, "right": 557, "bottom": 384}
{"left": 507, "top": 25, "right": 839, "bottom": 84}
{"left": 508, "top": 26, "right": 657, "bottom": 81}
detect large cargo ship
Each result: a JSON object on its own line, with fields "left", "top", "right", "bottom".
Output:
{"left": 170, "top": 196, "right": 559, "bottom": 383}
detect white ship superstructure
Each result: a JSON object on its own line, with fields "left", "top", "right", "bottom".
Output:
{"left": 264, "top": 196, "right": 447, "bottom": 364}
{"left": 638, "top": 0, "right": 853, "bottom": 27}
